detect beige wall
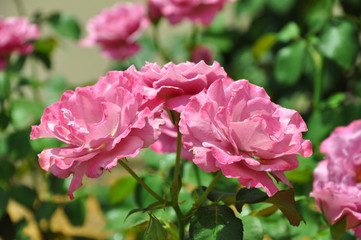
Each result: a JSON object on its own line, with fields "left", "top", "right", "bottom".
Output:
{"left": 0, "top": 0, "right": 137, "bottom": 85}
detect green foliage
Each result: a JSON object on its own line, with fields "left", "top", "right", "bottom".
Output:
{"left": 0, "top": 188, "right": 9, "bottom": 219}
{"left": 109, "top": 176, "right": 137, "bottom": 205}
{"left": 330, "top": 216, "right": 347, "bottom": 240}
{"left": 144, "top": 215, "right": 168, "bottom": 240}
{"left": 64, "top": 198, "right": 86, "bottom": 226}
{"left": 9, "top": 185, "right": 37, "bottom": 209}
{"left": 47, "top": 12, "right": 81, "bottom": 40}
{"left": 241, "top": 215, "right": 263, "bottom": 240}
{"left": 189, "top": 205, "right": 243, "bottom": 240}
{"left": 318, "top": 20, "right": 359, "bottom": 69}
{"left": 274, "top": 40, "right": 306, "bottom": 85}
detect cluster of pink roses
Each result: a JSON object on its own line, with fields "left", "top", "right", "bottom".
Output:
{"left": 79, "top": 0, "right": 233, "bottom": 61}
{"left": 31, "top": 61, "right": 312, "bottom": 199}
{"left": 311, "top": 120, "right": 361, "bottom": 237}
{"left": 0, "top": 16, "right": 40, "bottom": 70}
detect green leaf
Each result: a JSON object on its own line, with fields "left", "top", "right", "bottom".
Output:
{"left": 135, "top": 175, "right": 165, "bottom": 208}
{"left": 34, "top": 37, "right": 57, "bottom": 55}
{"left": 330, "top": 215, "right": 347, "bottom": 240}
{"left": 47, "top": 12, "right": 81, "bottom": 40}
{"left": 0, "top": 188, "right": 9, "bottom": 218}
{"left": 252, "top": 34, "right": 277, "bottom": 59}
{"left": 189, "top": 205, "right": 243, "bottom": 240}
{"left": 10, "top": 99, "right": 43, "bottom": 129}
{"left": 204, "top": 187, "right": 236, "bottom": 204}
{"left": 0, "top": 72, "right": 10, "bottom": 101}
{"left": 35, "top": 201, "right": 58, "bottom": 221}
{"left": 0, "top": 160, "right": 15, "bottom": 182}
{"left": 8, "top": 130, "right": 31, "bottom": 159}
{"left": 264, "top": 189, "right": 305, "bottom": 226}
{"left": 267, "top": 0, "right": 295, "bottom": 15}
{"left": 64, "top": 198, "right": 86, "bottom": 226}
{"left": 109, "top": 176, "right": 137, "bottom": 205}
{"left": 241, "top": 215, "right": 263, "bottom": 240}
{"left": 235, "top": 188, "right": 268, "bottom": 213}
{"left": 9, "top": 185, "right": 37, "bottom": 209}
{"left": 318, "top": 20, "right": 359, "bottom": 69}
{"left": 182, "top": 161, "right": 214, "bottom": 186}
{"left": 277, "top": 22, "right": 300, "bottom": 42}
{"left": 142, "top": 148, "right": 176, "bottom": 171}
{"left": 274, "top": 40, "right": 306, "bottom": 85}
{"left": 144, "top": 215, "right": 168, "bottom": 240}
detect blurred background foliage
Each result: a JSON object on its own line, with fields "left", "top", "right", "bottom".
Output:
{"left": 0, "top": 0, "right": 361, "bottom": 239}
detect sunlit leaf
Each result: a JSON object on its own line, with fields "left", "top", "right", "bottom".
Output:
{"left": 109, "top": 176, "right": 137, "bottom": 205}
{"left": 277, "top": 22, "right": 300, "bottom": 42}
{"left": 241, "top": 215, "right": 263, "bottom": 240}
{"left": 319, "top": 20, "right": 359, "bottom": 69}
{"left": 274, "top": 40, "right": 306, "bottom": 85}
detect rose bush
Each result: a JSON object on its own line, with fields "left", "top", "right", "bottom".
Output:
{"left": 30, "top": 68, "right": 164, "bottom": 199}
{"left": 0, "top": 16, "right": 40, "bottom": 69}
{"left": 148, "top": 0, "right": 234, "bottom": 25}
{"left": 79, "top": 3, "right": 149, "bottom": 60}
{"left": 310, "top": 120, "right": 361, "bottom": 237}
{"left": 179, "top": 78, "right": 312, "bottom": 196}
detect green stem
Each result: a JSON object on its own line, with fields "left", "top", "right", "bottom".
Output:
{"left": 171, "top": 126, "right": 185, "bottom": 240}
{"left": 184, "top": 171, "right": 222, "bottom": 219}
{"left": 118, "top": 159, "right": 164, "bottom": 203}
{"left": 307, "top": 43, "right": 323, "bottom": 111}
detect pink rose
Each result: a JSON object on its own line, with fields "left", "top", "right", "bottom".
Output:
{"left": 149, "top": 0, "right": 234, "bottom": 25}
{"left": 79, "top": 3, "right": 149, "bottom": 60}
{"left": 31, "top": 68, "right": 164, "bottom": 199}
{"left": 179, "top": 79, "right": 312, "bottom": 196}
{"left": 310, "top": 120, "right": 361, "bottom": 237}
{"left": 0, "top": 17, "right": 40, "bottom": 70}
{"left": 138, "top": 61, "right": 228, "bottom": 112}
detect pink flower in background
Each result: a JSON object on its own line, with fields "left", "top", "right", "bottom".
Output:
{"left": 191, "top": 45, "right": 214, "bottom": 64}
{"left": 79, "top": 3, "right": 149, "bottom": 60}
{"left": 31, "top": 68, "right": 164, "bottom": 199}
{"left": 179, "top": 79, "right": 312, "bottom": 196}
{"left": 138, "top": 61, "right": 228, "bottom": 112}
{"left": 149, "top": 0, "right": 234, "bottom": 25}
{"left": 0, "top": 17, "right": 40, "bottom": 70}
{"left": 310, "top": 120, "right": 361, "bottom": 237}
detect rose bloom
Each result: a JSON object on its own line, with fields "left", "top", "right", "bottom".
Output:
{"left": 138, "top": 61, "right": 227, "bottom": 112}
{"left": 31, "top": 68, "right": 164, "bottom": 199}
{"left": 310, "top": 120, "right": 361, "bottom": 237}
{"left": 142, "top": 61, "right": 232, "bottom": 159}
{"left": 79, "top": 3, "right": 149, "bottom": 60}
{"left": 179, "top": 79, "right": 312, "bottom": 196}
{"left": 0, "top": 16, "right": 40, "bottom": 70}
{"left": 148, "top": 0, "right": 234, "bottom": 25}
